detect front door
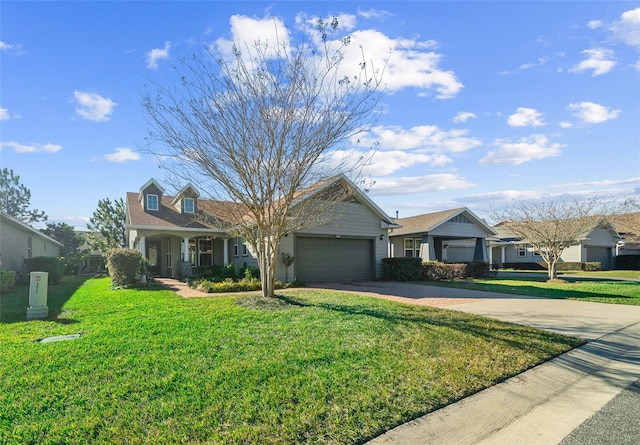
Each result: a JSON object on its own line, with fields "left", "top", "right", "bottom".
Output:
{"left": 147, "top": 242, "right": 160, "bottom": 276}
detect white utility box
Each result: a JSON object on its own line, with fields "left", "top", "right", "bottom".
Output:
{"left": 27, "top": 271, "right": 49, "bottom": 320}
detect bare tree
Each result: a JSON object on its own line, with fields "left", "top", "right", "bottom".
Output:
{"left": 142, "top": 18, "right": 383, "bottom": 297}
{"left": 492, "top": 197, "right": 618, "bottom": 280}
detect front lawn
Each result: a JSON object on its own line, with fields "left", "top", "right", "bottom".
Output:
{"left": 424, "top": 273, "right": 640, "bottom": 305}
{"left": 0, "top": 277, "right": 581, "bottom": 444}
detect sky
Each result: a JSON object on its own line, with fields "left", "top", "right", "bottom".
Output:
{"left": 1, "top": 1, "right": 639, "bottom": 230}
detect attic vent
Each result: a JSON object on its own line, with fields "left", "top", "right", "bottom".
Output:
{"left": 448, "top": 214, "right": 472, "bottom": 224}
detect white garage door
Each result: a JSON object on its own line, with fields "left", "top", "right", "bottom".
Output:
{"left": 295, "top": 237, "right": 374, "bottom": 283}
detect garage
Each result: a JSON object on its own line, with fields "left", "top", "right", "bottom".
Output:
{"left": 586, "top": 247, "right": 612, "bottom": 270}
{"left": 295, "top": 236, "right": 374, "bottom": 282}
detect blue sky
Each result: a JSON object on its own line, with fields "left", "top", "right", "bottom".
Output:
{"left": 1, "top": 1, "right": 639, "bottom": 229}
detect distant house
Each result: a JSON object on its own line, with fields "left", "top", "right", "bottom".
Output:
{"left": 0, "top": 211, "right": 62, "bottom": 273}
{"left": 388, "top": 208, "right": 497, "bottom": 262}
{"left": 125, "top": 175, "right": 398, "bottom": 283}
{"left": 75, "top": 231, "right": 107, "bottom": 274}
{"left": 489, "top": 220, "right": 621, "bottom": 270}
{"left": 611, "top": 212, "right": 640, "bottom": 256}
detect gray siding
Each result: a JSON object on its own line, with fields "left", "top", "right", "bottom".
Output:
{"left": 431, "top": 221, "right": 489, "bottom": 238}
{"left": 0, "top": 217, "right": 61, "bottom": 272}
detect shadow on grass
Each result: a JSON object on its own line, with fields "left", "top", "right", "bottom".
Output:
{"left": 0, "top": 275, "right": 89, "bottom": 324}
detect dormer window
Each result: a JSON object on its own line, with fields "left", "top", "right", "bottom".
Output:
{"left": 147, "top": 194, "right": 159, "bottom": 211}
{"left": 183, "top": 198, "right": 195, "bottom": 213}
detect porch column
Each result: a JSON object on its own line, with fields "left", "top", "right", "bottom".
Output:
{"left": 223, "top": 238, "right": 229, "bottom": 265}
{"left": 419, "top": 235, "right": 436, "bottom": 261}
{"left": 473, "top": 238, "right": 487, "bottom": 262}
{"left": 182, "top": 237, "right": 190, "bottom": 262}
{"left": 138, "top": 236, "right": 146, "bottom": 258}
{"left": 501, "top": 246, "right": 506, "bottom": 266}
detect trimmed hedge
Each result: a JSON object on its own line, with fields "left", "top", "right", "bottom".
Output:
{"left": 422, "top": 261, "right": 466, "bottom": 281}
{"left": 24, "top": 256, "right": 64, "bottom": 284}
{"left": 0, "top": 270, "right": 16, "bottom": 293}
{"left": 107, "top": 248, "right": 144, "bottom": 287}
{"left": 502, "top": 262, "right": 602, "bottom": 271}
{"left": 382, "top": 258, "right": 422, "bottom": 281}
{"left": 616, "top": 255, "right": 640, "bottom": 270}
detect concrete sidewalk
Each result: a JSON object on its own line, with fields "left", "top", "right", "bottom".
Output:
{"left": 315, "top": 281, "right": 640, "bottom": 445}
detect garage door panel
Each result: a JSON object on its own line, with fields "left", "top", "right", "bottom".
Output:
{"left": 296, "top": 237, "right": 373, "bottom": 282}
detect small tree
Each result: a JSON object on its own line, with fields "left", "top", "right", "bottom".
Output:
{"left": 0, "top": 168, "right": 47, "bottom": 224}
{"left": 106, "top": 248, "right": 144, "bottom": 287}
{"left": 87, "top": 197, "right": 127, "bottom": 252}
{"left": 41, "top": 222, "right": 84, "bottom": 272}
{"left": 281, "top": 253, "right": 294, "bottom": 283}
{"left": 492, "top": 197, "right": 617, "bottom": 280}
{"left": 143, "top": 18, "right": 383, "bottom": 297}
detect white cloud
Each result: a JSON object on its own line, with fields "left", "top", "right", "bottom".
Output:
{"left": 507, "top": 107, "right": 546, "bottom": 127}
{"left": 568, "top": 101, "right": 620, "bottom": 124}
{"left": 369, "top": 173, "right": 475, "bottom": 196}
{"left": 587, "top": 20, "right": 603, "bottom": 30}
{"left": 359, "top": 125, "right": 481, "bottom": 154}
{"left": 559, "top": 121, "right": 572, "bottom": 129}
{"left": 519, "top": 56, "right": 549, "bottom": 70}
{"left": 479, "top": 134, "right": 564, "bottom": 165}
{"left": 73, "top": 91, "right": 116, "bottom": 121}
{"left": 610, "top": 7, "right": 640, "bottom": 47}
{"left": 0, "top": 40, "right": 24, "bottom": 55}
{"left": 453, "top": 111, "right": 476, "bottom": 123}
{"left": 569, "top": 48, "right": 616, "bottom": 76}
{"left": 103, "top": 147, "right": 141, "bottom": 162}
{"left": 0, "top": 141, "right": 62, "bottom": 153}
{"left": 357, "top": 8, "right": 393, "bottom": 20}
{"left": 216, "top": 15, "right": 463, "bottom": 99}
{"left": 146, "top": 41, "right": 171, "bottom": 69}
{"left": 0, "top": 107, "right": 9, "bottom": 121}
{"left": 215, "top": 15, "right": 290, "bottom": 63}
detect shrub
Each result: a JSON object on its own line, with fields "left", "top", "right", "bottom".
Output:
{"left": 502, "top": 262, "right": 546, "bottom": 271}
{"left": 465, "top": 261, "right": 492, "bottom": 278}
{"left": 0, "top": 270, "right": 16, "bottom": 293}
{"left": 106, "top": 248, "right": 144, "bottom": 287}
{"left": 616, "top": 255, "right": 640, "bottom": 270}
{"left": 24, "top": 256, "right": 64, "bottom": 284}
{"left": 582, "top": 262, "right": 602, "bottom": 272}
{"left": 421, "top": 261, "right": 466, "bottom": 281}
{"left": 191, "top": 277, "right": 303, "bottom": 293}
{"left": 382, "top": 257, "right": 422, "bottom": 281}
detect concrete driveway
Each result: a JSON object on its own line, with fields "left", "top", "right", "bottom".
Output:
{"left": 310, "top": 281, "right": 640, "bottom": 445}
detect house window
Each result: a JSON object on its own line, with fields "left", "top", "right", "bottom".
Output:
{"left": 404, "top": 238, "right": 421, "bottom": 258}
{"left": 166, "top": 239, "right": 172, "bottom": 268}
{"left": 242, "top": 239, "right": 248, "bottom": 256}
{"left": 147, "top": 194, "right": 159, "bottom": 211}
{"left": 517, "top": 244, "right": 527, "bottom": 257}
{"left": 234, "top": 238, "right": 239, "bottom": 257}
{"left": 183, "top": 198, "right": 195, "bottom": 213}
{"left": 148, "top": 243, "right": 158, "bottom": 267}
{"left": 199, "top": 238, "right": 213, "bottom": 266}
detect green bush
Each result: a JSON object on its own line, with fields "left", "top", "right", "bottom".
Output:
{"left": 421, "top": 261, "right": 466, "bottom": 281}
{"left": 23, "top": 256, "right": 64, "bottom": 284}
{"left": 106, "top": 248, "right": 144, "bottom": 287}
{"left": 191, "top": 277, "right": 302, "bottom": 293}
{"left": 0, "top": 270, "right": 16, "bottom": 293}
{"left": 382, "top": 257, "right": 422, "bottom": 281}
{"left": 582, "top": 262, "right": 602, "bottom": 272}
{"left": 465, "top": 261, "right": 492, "bottom": 278}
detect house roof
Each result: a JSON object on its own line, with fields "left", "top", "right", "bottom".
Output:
{"left": 611, "top": 212, "right": 640, "bottom": 242}
{"left": 0, "top": 211, "right": 64, "bottom": 247}
{"left": 490, "top": 217, "right": 622, "bottom": 244}
{"left": 390, "top": 207, "right": 496, "bottom": 237}
{"left": 126, "top": 192, "right": 241, "bottom": 232}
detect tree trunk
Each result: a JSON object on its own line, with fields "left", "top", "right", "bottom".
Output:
{"left": 548, "top": 258, "right": 558, "bottom": 280}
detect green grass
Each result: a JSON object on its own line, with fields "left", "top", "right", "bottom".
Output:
{"left": 423, "top": 272, "right": 640, "bottom": 305}
{"left": 0, "top": 277, "right": 582, "bottom": 444}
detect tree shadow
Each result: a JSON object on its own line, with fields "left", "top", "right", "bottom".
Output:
{"left": 0, "top": 275, "right": 89, "bottom": 324}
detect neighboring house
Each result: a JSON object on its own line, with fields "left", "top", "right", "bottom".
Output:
{"left": 76, "top": 231, "right": 107, "bottom": 274}
{"left": 611, "top": 212, "right": 640, "bottom": 256}
{"left": 125, "top": 176, "right": 398, "bottom": 283}
{"left": 0, "top": 210, "right": 63, "bottom": 273}
{"left": 489, "top": 221, "right": 621, "bottom": 270}
{"left": 388, "top": 208, "right": 497, "bottom": 262}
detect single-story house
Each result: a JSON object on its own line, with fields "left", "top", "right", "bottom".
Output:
{"left": 0, "top": 210, "right": 63, "bottom": 273}
{"left": 611, "top": 212, "right": 640, "bottom": 256}
{"left": 125, "top": 175, "right": 399, "bottom": 283}
{"left": 489, "top": 220, "right": 621, "bottom": 270}
{"left": 388, "top": 208, "right": 497, "bottom": 262}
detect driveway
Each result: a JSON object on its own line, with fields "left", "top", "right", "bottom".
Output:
{"left": 311, "top": 281, "right": 640, "bottom": 445}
